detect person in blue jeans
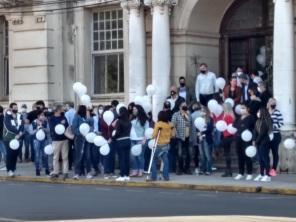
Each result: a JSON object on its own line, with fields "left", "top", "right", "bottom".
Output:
{"left": 130, "top": 105, "right": 149, "bottom": 177}
{"left": 150, "top": 111, "right": 173, "bottom": 181}
{"left": 31, "top": 110, "right": 50, "bottom": 176}
{"left": 113, "top": 107, "right": 132, "bottom": 182}
{"left": 197, "top": 108, "right": 214, "bottom": 175}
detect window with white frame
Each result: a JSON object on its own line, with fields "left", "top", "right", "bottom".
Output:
{"left": 93, "top": 9, "right": 124, "bottom": 94}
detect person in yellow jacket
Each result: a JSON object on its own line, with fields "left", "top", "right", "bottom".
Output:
{"left": 150, "top": 111, "right": 174, "bottom": 181}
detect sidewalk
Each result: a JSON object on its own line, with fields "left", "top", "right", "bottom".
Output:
{"left": 0, "top": 163, "right": 296, "bottom": 195}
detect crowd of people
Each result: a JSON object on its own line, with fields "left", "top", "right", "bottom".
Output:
{"left": 0, "top": 63, "right": 284, "bottom": 183}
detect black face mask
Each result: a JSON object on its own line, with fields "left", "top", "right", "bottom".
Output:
{"left": 182, "top": 106, "right": 188, "bottom": 111}
{"left": 12, "top": 110, "right": 18, "bottom": 114}
{"left": 200, "top": 70, "right": 206, "bottom": 74}
{"left": 171, "top": 91, "right": 176, "bottom": 96}
{"left": 180, "top": 83, "right": 186, "bottom": 87}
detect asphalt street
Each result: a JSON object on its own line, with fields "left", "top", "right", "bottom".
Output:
{"left": 0, "top": 181, "right": 295, "bottom": 221}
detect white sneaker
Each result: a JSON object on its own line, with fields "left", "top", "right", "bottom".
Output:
{"left": 116, "top": 177, "right": 125, "bottom": 182}
{"left": 0, "top": 166, "right": 7, "bottom": 171}
{"left": 195, "top": 168, "right": 199, "bottom": 174}
{"left": 212, "top": 167, "right": 217, "bottom": 171}
{"left": 86, "top": 173, "right": 93, "bottom": 179}
{"left": 261, "top": 175, "right": 271, "bottom": 182}
{"left": 7, "top": 171, "right": 14, "bottom": 177}
{"left": 73, "top": 175, "right": 79, "bottom": 180}
{"left": 234, "top": 174, "right": 244, "bottom": 180}
{"left": 246, "top": 175, "right": 253, "bottom": 181}
{"left": 124, "top": 176, "right": 130, "bottom": 181}
{"left": 254, "top": 174, "right": 263, "bottom": 181}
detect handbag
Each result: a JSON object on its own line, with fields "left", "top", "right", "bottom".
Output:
{"left": 64, "top": 126, "right": 75, "bottom": 140}
{"left": 3, "top": 124, "right": 17, "bottom": 141}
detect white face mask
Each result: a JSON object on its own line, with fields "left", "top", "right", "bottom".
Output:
{"left": 98, "top": 109, "right": 104, "bottom": 115}
{"left": 237, "top": 71, "right": 243, "bottom": 76}
{"left": 21, "top": 108, "right": 27, "bottom": 113}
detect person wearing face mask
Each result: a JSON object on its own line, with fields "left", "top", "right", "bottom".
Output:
{"left": 130, "top": 105, "right": 149, "bottom": 177}
{"left": 258, "top": 82, "right": 272, "bottom": 108}
{"left": 19, "top": 104, "right": 30, "bottom": 162}
{"left": 3, "top": 103, "right": 24, "bottom": 177}
{"left": 171, "top": 102, "right": 192, "bottom": 175}
{"left": 48, "top": 104, "right": 69, "bottom": 180}
{"left": 253, "top": 108, "right": 273, "bottom": 182}
{"left": 267, "top": 98, "right": 283, "bottom": 177}
{"left": 178, "top": 76, "right": 194, "bottom": 106}
{"left": 190, "top": 102, "right": 203, "bottom": 174}
{"left": 233, "top": 103, "right": 256, "bottom": 181}
{"left": 30, "top": 110, "right": 50, "bottom": 176}
{"left": 64, "top": 101, "right": 76, "bottom": 171}
{"left": 167, "top": 85, "right": 185, "bottom": 115}
{"left": 239, "top": 74, "right": 257, "bottom": 103}
{"left": 195, "top": 63, "right": 218, "bottom": 107}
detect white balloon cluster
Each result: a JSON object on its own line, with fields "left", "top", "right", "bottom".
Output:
{"left": 194, "top": 117, "right": 206, "bottom": 131}
{"left": 132, "top": 84, "right": 155, "bottom": 114}
{"left": 207, "top": 100, "right": 223, "bottom": 117}
{"left": 73, "top": 82, "right": 92, "bottom": 107}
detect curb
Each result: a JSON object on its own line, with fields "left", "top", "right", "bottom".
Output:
{"left": 0, "top": 176, "right": 296, "bottom": 196}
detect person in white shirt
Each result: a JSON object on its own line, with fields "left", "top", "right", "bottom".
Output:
{"left": 195, "top": 63, "right": 218, "bottom": 106}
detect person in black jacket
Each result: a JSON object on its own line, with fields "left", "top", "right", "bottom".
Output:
{"left": 112, "top": 107, "right": 131, "bottom": 182}
{"left": 167, "top": 85, "right": 185, "bottom": 115}
{"left": 3, "top": 103, "right": 24, "bottom": 177}
{"left": 253, "top": 107, "right": 273, "bottom": 182}
{"left": 233, "top": 102, "right": 256, "bottom": 180}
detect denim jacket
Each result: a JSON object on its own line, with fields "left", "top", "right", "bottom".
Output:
{"left": 130, "top": 119, "right": 149, "bottom": 141}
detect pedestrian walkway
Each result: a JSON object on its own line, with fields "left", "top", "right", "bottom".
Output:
{"left": 0, "top": 163, "right": 295, "bottom": 195}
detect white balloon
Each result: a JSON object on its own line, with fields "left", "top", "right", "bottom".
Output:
{"left": 256, "top": 54, "right": 266, "bottom": 67}
{"left": 85, "top": 132, "right": 96, "bottom": 143}
{"left": 116, "top": 103, "right": 125, "bottom": 114}
{"left": 145, "top": 128, "right": 154, "bottom": 139}
{"left": 134, "top": 96, "right": 142, "bottom": 105}
{"left": 284, "top": 138, "right": 296, "bottom": 150}
{"left": 207, "top": 99, "right": 218, "bottom": 113}
{"left": 213, "top": 104, "right": 223, "bottom": 117}
{"left": 227, "top": 124, "right": 237, "bottom": 135}
{"left": 146, "top": 85, "right": 155, "bottom": 96}
{"left": 79, "top": 123, "right": 90, "bottom": 136}
{"left": 94, "top": 136, "right": 107, "bottom": 147}
{"left": 235, "top": 104, "right": 241, "bottom": 115}
{"left": 131, "top": 144, "right": 142, "bottom": 156}
{"left": 76, "top": 84, "right": 87, "bottom": 96}
{"left": 224, "top": 98, "right": 234, "bottom": 108}
{"left": 216, "top": 77, "right": 226, "bottom": 90}
{"left": 80, "top": 94, "right": 91, "bottom": 106}
{"left": 148, "top": 139, "right": 156, "bottom": 149}
{"left": 103, "top": 111, "right": 114, "bottom": 126}
{"left": 100, "top": 144, "right": 110, "bottom": 156}
{"left": 216, "top": 120, "right": 227, "bottom": 132}
{"left": 73, "top": 82, "right": 83, "bottom": 93}
{"left": 241, "top": 130, "right": 252, "bottom": 142}
{"left": 44, "top": 144, "right": 54, "bottom": 155}
{"left": 36, "top": 129, "right": 46, "bottom": 141}
{"left": 9, "top": 139, "right": 20, "bottom": 150}
{"left": 55, "top": 124, "right": 65, "bottom": 135}
{"left": 194, "top": 117, "right": 206, "bottom": 131}
{"left": 245, "top": 146, "right": 257, "bottom": 158}
{"left": 142, "top": 101, "right": 152, "bottom": 114}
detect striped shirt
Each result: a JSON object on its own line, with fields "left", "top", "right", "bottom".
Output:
{"left": 270, "top": 109, "right": 284, "bottom": 133}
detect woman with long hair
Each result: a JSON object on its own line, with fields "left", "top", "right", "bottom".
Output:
{"left": 221, "top": 102, "right": 235, "bottom": 177}
{"left": 130, "top": 105, "right": 149, "bottom": 177}
{"left": 113, "top": 107, "right": 132, "bottom": 182}
{"left": 253, "top": 107, "right": 273, "bottom": 182}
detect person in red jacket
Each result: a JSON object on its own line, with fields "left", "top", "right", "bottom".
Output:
{"left": 221, "top": 102, "right": 235, "bottom": 177}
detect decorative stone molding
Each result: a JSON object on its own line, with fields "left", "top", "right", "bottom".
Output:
{"left": 11, "top": 16, "right": 23, "bottom": 25}
{"left": 145, "top": 0, "right": 178, "bottom": 7}
{"left": 121, "top": 0, "right": 143, "bottom": 16}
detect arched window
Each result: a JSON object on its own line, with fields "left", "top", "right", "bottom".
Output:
{"left": 220, "top": 0, "right": 273, "bottom": 86}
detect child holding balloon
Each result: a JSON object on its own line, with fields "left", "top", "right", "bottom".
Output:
{"left": 31, "top": 110, "right": 50, "bottom": 176}
{"left": 233, "top": 102, "right": 256, "bottom": 180}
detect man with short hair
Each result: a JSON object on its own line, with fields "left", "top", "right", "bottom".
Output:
{"left": 48, "top": 104, "right": 69, "bottom": 179}
{"left": 171, "top": 102, "right": 192, "bottom": 175}
{"left": 239, "top": 74, "right": 256, "bottom": 103}
{"left": 195, "top": 63, "right": 218, "bottom": 106}
{"left": 178, "top": 76, "right": 194, "bottom": 106}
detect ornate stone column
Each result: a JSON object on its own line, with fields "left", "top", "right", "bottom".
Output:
{"left": 273, "top": 0, "right": 295, "bottom": 130}
{"left": 122, "top": 0, "right": 146, "bottom": 102}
